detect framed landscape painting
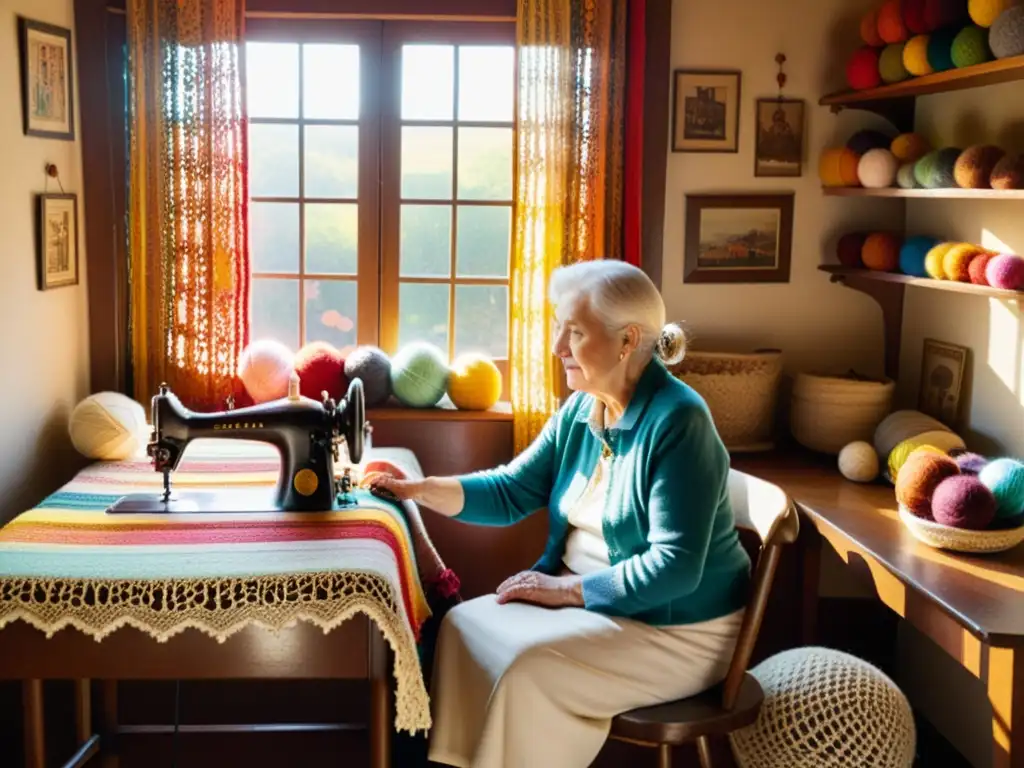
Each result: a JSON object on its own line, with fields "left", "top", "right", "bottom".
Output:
{"left": 683, "top": 193, "right": 793, "bottom": 283}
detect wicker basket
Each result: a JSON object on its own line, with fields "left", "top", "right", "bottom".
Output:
{"left": 790, "top": 372, "right": 894, "bottom": 455}
{"left": 899, "top": 505, "right": 1024, "bottom": 554}
{"left": 668, "top": 350, "right": 783, "bottom": 452}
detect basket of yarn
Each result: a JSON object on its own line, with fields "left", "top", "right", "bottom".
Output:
{"left": 896, "top": 450, "right": 1024, "bottom": 553}
{"left": 790, "top": 370, "right": 894, "bottom": 455}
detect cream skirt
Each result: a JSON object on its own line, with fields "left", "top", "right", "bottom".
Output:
{"left": 427, "top": 594, "right": 745, "bottom": 768}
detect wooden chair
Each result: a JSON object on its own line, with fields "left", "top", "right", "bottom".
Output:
{"left": 607, "top": 468, "right": 800, "bottom": 768}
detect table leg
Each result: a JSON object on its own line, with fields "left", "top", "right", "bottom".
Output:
{"left": 99, "top": 680, "right": 120, "bottom": 768}
{"left": 369, "top": 626, "right": 392, "bottom": 768}
{"left": 798, "top": 520, "right": 822, "bottom": 646}
{"left": 22, "top": 679, "right": 45, "bottom": 768}
{"left": 75, "top": 679, "right": 92, "bottom": 744}
{"left": 987, "top": 644, "right": 1024, "bottom": 768}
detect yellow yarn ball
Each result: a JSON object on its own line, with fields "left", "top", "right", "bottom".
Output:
{"left": 943, "top": 242, "right": 985, "bottom": 281}
{"left": 891, "top": 132, "right": 931, "bottom": 163}
{"left": 446, "top": 353, "right": 503, "bottom": 410}
{"left": 924, "top": 242, "right": 958, "bottom": 279}
{"left": 888, "top": 440, "right": 946, "bottom": 479}
{"left": 903, "top": 35, "right": 934, "bottom": 76}
{"left": 970, "top": 0, "right": 1017, "bottom": 27}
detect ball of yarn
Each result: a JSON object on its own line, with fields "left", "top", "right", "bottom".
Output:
{"left": 847, "top": 129, "right": 895, "bottom": 156}
{"left": 899, "top": 235, "right": 939, "bottom": 276}
{"left": 446, "top": 353, "right": 503, "bottom": 410}
{"left": 874, "top": 409, "right": 952, "bottom": 458}
{"left": 344, "top": 345, "right": 393, "bottom": 407}
{"left": 932, "top": 475, "right": 998, "bottom": 529}
{"left": 952, "top": 24, "right": 993, "bottom": 66}
{"left": 895, "top": 448, "right": 960, "bottom": 517}
{"left": 838, "top": 441, "right": 880, "bottom": 483}
{"left": 858, "top": 148, "right": 900, "bottom": 187}
{"left": 979, "top": 457, "right": 1024, "bottom": 520}
{"left": 991, "top": 153, "right": 1024, "bottom": 189}
{"left": 892, "top": 133, "right": 931, "bottom": 163}
{"left": 927, "top": 25, "right": 960, "bottom": 70}
{"left": 910, "top": 429, "right": 967, "bottom": 455}
{"left": 954, "top": 145, "right": 1006, "bottom": 188}
{"left": 943, "top": 243, "right": 986, "bottom": 281}
{"left": 897, "top": 162, "right": 922, "bottom": 188}
{"left": 955, "top": 451, "right": 990, "bottom": 474}
{"left": 968, "top": 250, "right": 996, "bottom": 284}
{"left": 970, "top": 0, "right": 1017, "bottom": 27}
{"left": 862, "top": 8, "right": 886, "bottom": 45}
{"left": 903, "top": 34, "right": 935, "bottom": 74}
{"left": 905, "top": 0, "right": 930, "bottom": 33}
{"left": 862, "top": 232, "right": 901, "bottom": 271}
{"left": 837, "top": 232, "right": 868, "bottom": 267}
{"left": 819, "top": 148, "right": 862, "bottom": 186}
{"left": 239, "top": 339, "right": 295, "bottom": 403}
{"left": 925, "top": 0, "right": 971, "bottom": 29}
{"left": 847, "top": 47, "right": 883, "bottom": 90}
{"left": 924, "top": 242, "right": 957, "bottom": 278}
{"left": 390, "top": 342, "right": 449, "bottom": 408}
{"left": 69, "top": 392, "right": 149, "bottom": 461}
{"left": 986, "top": 253, "right": 1024, "bottom": 289}
{"left": 989, "top": 5, "right": 1024, "bottom": 57}
{"left": 879, "top": 0, "right": 910, "bottom": 42}
{"left": 293, "top": 341, "right": 348, "bottom": 402}
{"left": 916, "top": 147, "right": 963, "bottom": 187}
{"left": 890, "top": 439, "right": 948, "bottom": 478}
{"left": 880, "top": 43, "right": 912, "bottom": 81}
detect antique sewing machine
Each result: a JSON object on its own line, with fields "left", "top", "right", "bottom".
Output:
{"left": 105, "top": 374, "right": 372, "bottom": 514}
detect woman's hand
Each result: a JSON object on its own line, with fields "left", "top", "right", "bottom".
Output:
{"left": 361, "top": 472, "right": 465, "bottom": 517}
{"left": 362, "top": 470, "right": 421, "bottom": 502}
{"left": 495, "top": 570, "right": 584, "bottom": 608}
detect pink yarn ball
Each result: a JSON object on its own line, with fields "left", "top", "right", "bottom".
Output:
{"left": 985, "top": 253, "right": 1024, "bottom": 290}
{"left": 239, "top": 339, "right": 295, "bottom": 403}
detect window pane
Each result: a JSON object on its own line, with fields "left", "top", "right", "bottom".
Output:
{"left": 458, "top": 127, "right": 512, "bottom": 200}
{"left": 245, "top": 42, "right": 298, "bottom": 119}
{"left": 456, "top": 206, "right": 510, "bottom": 278}
{"left": 458, "top": 46, "right": 513, "bottom": 122}
{"left": 251, "top": 202, "right": 299, "bottom": 273}
{"left": 398, "top": 283, "right": 449, "bottom": 352}
{"left": 401, "top": 205, "right": 451, "bottom": 277}
{"left": 401, "top": 127, "right": 453, "bottom": 200}
{"left": 250, "top": 124, "right": 299, "bottom": 197}
{"left": 455, "top": 285, "right": 508, "bottom": 359}
{"left": 306, "top": 203, "right": 358, "bottom": 275}
{"left": 303, "top": 44, "right": 359, "bottom": 120}
{"left": 252, "top": 278, "right": 299, "bottom": 349}
{"left": 304, "top": 125, "right": 358, "bottom": 199}
{"left": 402, "top": 45, "right": 453, "bottom": 120}
{"left": 306, "top": 279, "right": 357, "bottom": 353}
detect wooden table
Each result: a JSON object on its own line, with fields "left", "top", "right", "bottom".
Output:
{"left": 733, "top": 450, "right": 1024, "bottom": 768}
{"left": 0, "top": 615, "right": 394, "bottom": 768}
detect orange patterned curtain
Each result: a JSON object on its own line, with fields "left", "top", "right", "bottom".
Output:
{"left": 127, "top": 0, "right": 250, "bottom": 411}
{"left": 510, "top": 0, "right": 628, "bottom": 452}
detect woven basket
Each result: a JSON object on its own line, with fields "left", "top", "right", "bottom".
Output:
{"left": 899, "top": 505, "right": 1024, "bottom": 554}
{"left": 668, "top": 350, "right": 782, "bottom": 452}
{"left": 790, "top": 372, "right": 894, "bottom": 455}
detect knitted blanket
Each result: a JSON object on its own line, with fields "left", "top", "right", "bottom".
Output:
{"left": 0, "top": 440, "right": 453, "bottom": 735}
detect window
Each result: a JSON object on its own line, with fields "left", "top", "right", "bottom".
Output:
{"left": 245, "top": 20, "right": 514, "bottom": 383}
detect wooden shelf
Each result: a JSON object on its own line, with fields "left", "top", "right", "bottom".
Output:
{"left": 822, "top": 187, "right": 1024, "bottom": 200}
{"left": 368, "top": 398, "right": 511, "bottom": 422}
{"left": 819, "top": 265, "right": 1024, "bottom": 300}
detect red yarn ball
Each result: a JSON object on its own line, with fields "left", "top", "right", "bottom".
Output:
{"left": 847, "top": 47, "right": 882, "bottom": 90}
{"left": 932, "top": 475, "right": 997, "bottom": 529}
{"left": 968, "top": 251, "right": 995, "bottom": 285}
{"left": 923, "top": 0, "right": 968, "bottom": 30}
{"left": 293, "top": 341, "right": 349, "bottom": 401}
{"left": 878, "top": 0, "right": 909, "bottom": 43}
{"left": 837, "top": 232, "right": 868, "bottom": 267}
{"left": 904, "top": 0, "right": 928, "bottom": 33}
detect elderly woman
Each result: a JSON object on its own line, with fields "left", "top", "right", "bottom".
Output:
{"left": 367, "top": 260, "right": 752, "bottom": 768}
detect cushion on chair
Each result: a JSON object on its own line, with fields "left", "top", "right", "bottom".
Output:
{"left": 610, "top": 673, "right": 763, "bottom": 745}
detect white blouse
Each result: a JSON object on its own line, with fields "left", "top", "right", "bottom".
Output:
{"left": 562, "top": 400, "right": 615, "bottom": 574}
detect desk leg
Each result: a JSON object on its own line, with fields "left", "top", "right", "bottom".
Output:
{"left": 369, "top": 626, "right": 392, "bottom": 768}
{"left": 75, "top": 679, "right": 92, "bottom": 744}
{"left": 798, "top": 521, "right": 822, "bottom": 646}
{"left": 988, "top": 645, "right": 1024, "bottom": 768}
{"left": 99, "top": 680, "right": 120, "bottom": 768}
{"left": 22, "top": 679, "right": 45, "bottom": 768}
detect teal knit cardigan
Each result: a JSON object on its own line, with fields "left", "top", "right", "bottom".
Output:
{"left": 455, "top": 359, "right": 752, "bottom": 626}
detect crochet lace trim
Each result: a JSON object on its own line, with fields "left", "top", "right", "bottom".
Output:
{"left": 0, "top": 572, "right": 431, "bottom": 734}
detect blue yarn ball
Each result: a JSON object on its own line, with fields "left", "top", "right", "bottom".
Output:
{"left": 390, "top": 342, "right": 449, "bottom": 408}
{"left": 978, "top": 457, "right": 1024, "bottom": 521}
{"left": 927, "top": 26, "right": 959, "bottom": 72}
{"left": 899, "top": 235, "right": 939, "bottom": 276}
{"left": 344, "top": 345, "right": 392, "bottom": 407}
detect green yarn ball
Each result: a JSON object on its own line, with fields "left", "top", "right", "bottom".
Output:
{"left": 879, "top": 43, "right": 911, "bottom": 82}
{"left": 897, "top": 162, "right": 921, "bottom": 188}
{"left": 979, "top": 458, "right": 1024, "bottom": 521}
{"left": 952, "top": 24, "right": 993, "bottom": 67}
{"left": 915, "top": 147, "right": 963, "bottom": 187}
{"left": 390, "top": 342, "right": 450, "bottom": 408}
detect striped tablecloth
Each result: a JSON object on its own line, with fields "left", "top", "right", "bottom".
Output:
{"left": 0, "top": 439, "right": 440, "bottom": 734}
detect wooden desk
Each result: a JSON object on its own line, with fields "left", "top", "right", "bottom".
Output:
{"left": 733, "top": 451, "right": 1024, "bottom": 768}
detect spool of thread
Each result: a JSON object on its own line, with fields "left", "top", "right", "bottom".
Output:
{"left": 979, "top": 457, "right": 1024, "bottom": 520}
{"left": 968, "top": 251, "right": 996, "bottom": 285}
{"left": 932, "top": 475, "right": 998, "bottom": 529}
{"left": 894, "top": 448, "right": 960, "bottom": 517}
{"left": 985, "top": 253, "right": 1024, "bottom": 289}
{"left": 943, "top": 243, "right": 986, "bottom": 281}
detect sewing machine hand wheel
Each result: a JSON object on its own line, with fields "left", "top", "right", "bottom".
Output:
{"left": 337, "top": 378, "right": 365, "bottom": 465}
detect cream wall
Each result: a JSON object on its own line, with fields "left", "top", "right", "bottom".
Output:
{"left": 0, "top": 0, "right": 90, "bottom": 523}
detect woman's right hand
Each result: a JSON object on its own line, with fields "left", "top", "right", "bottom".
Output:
{"left": 362, "top": 471, "right": 421, "bottom": 502}
{"left": 362, "top": 472, "right": 466, "bottom": 518}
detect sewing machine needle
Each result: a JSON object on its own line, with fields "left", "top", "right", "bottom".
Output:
{"left": 162, "top": 470, "right": 171, "bottom": 504}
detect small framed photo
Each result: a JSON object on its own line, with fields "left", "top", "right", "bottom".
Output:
{"left": 918, "top": 338, "right": 968, "bottom": 427}
{"left": 754, "top": 98, "right": 805, "bottom": 177}
{"left": 18, "top": 17, "right": 75, "bottom": 140}
{"left": 37, "top": 194, "right": 79, "bottom": 290}
{"left": 672, "top": 69, "right": 741, "bottom": 153}
{"left": 683, "top": 192, "right": 793, "bottom": 283}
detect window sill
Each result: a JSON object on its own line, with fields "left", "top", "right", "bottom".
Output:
{"left": 368, "top": 397, "right": 512, "bottom": 422}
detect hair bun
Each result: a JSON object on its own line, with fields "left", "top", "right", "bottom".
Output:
{"left": 656, "top": 323, "right": 687, "bottom": 366}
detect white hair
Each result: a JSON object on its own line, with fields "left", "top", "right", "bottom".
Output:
{"left": 549, "top": 260, "right": 686, "bottom": 366}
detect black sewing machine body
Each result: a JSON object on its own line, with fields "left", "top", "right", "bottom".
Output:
{"left": 106, "top": 378, "right": 367, "bottom": 515}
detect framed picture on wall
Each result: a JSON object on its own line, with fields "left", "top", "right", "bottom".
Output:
{"left": 671, "top": 69, "right": 741, "bottom": 153}
{"left": 754, "top": 98, "right": 805, "bottom": 177}
{"left": 683, "top": 192, "right": 793, "bottom": 283}
{"left": 18, "top": 17, "right": 75, "bottom": 140}
{"left": 36, "top": 193, "right": 79, "bottom": 290}
{"left": 917, "top": 338, "right": 968, "bottom": 427}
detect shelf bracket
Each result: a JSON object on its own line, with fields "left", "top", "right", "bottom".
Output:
{"left": 828, "top": 272, "right": 905, "bottom": 381}
{"left": 826, "top": 95, "right": 916, "bottom": 134}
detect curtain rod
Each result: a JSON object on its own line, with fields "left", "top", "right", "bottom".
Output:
{"left": 104, "top": 7, "right": 514, "bottom": 22}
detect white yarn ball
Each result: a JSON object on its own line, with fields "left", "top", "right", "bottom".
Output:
{"left": 69, "top": 392, "right": 149, "bottom": 460}
{"left": 858, "top": 148, "right": 900, "bottom": 188}
{"left": 838, "top": 441, "right": 880, "bottom": 482}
